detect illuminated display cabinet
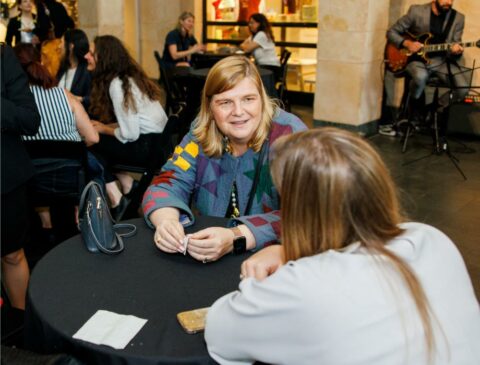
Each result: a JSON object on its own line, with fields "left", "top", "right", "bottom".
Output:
{"left": 202, "top": 0, "right": 318, "bottom": 93}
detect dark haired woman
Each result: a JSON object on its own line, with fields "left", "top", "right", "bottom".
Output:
{"left": 57, "top": 28, "right": 92, "bottom": 109}
{"left": 5, "top": 0, "right": 44, "bottom": 46}
{"left": 162, "top": 11, "right": 206, "bottom": 68}
{"left": 240, "top": 13, "right": 279, "bottom": 67}
{"left": 86, "top": 35, "right": 168, "bottom": 220}
{"left": 14, "top": 43, "right": 98, "bottom": 233}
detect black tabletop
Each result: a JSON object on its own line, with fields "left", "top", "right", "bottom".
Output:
{"left": 25, "top": 216, "right": 251, "bottom": 365}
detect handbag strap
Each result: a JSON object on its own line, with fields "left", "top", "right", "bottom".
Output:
{"left": 245, "top": 139, "right": 268, "bottom": 216}
{"left": 113, "top": 223, "right": 137, "bottom": 238}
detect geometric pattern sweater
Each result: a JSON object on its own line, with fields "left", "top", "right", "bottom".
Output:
{"left": 142, "top": 108, "right": 307, "bottom": 250}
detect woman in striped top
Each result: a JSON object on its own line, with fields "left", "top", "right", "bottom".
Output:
{"left": 14, "top": 43, "right": 98, "bottom": 232}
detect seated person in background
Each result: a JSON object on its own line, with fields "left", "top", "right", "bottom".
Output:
{"left": 86, "top": 35, "right": 168, "bottom": 221}
{"left": 240, "top": 13, "right": 280, "bottom": 67}
{"left": 14, "top": 43, "right": 98, "bottom": 238}
{"left": 387, "top": 0, "right": 469, "bottom": 128}
{"left": 205, "top": 128, "right": 480, "bottom": 365}
{"left": 56, "top": 29, "right": 92, "bottom": 110}
{"left": 162, "top": 11, "right": 206, "bottom": 69}
{"left": 5, "top": 0, "right": 45, "bottom": 47}
{"left": 142, "top": 56, "right": 307, "bottom": 263}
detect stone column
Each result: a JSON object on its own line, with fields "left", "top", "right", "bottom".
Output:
{"left": 313, "top": 0, "right": 390, "bottom": 135}
{"left": 78, "top": 0, "right": 124, "bottom": 42}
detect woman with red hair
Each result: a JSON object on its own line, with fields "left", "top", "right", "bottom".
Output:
{"left": 14, "top": 43, "right": 98, "bottom": 235}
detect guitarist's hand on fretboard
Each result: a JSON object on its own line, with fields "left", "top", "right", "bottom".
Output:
{"left": 403, "top": 39, "right": 423, "bottom": 54}
{"left": 450, "top": 43, "right": 464, "bottom": 55}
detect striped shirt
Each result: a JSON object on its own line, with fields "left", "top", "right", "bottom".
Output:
{"left": 23, "top": 85, "right": 81, "bottom": 142}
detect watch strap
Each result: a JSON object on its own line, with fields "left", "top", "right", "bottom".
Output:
{"left": 230, "top": 226, "right": 243, "bottom": 238}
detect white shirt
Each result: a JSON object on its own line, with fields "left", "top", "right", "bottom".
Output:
{"left": 109, "top": 77, "right": 168, "bottom": 143}
{"left": 58, "top": 67, "right": 77, "bottom": 91}
{"left": 251, "top": 31, "right": 280, "bottom": 67}
{"left": 205, "top": 222, "right": 480, "bottom": 365}
{"left": 20, "top": 16, "right": 35, "bottom": 43}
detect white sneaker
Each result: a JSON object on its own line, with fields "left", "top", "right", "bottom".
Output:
{"left": 378, "top": 124, "right": 397, "bottom": 137}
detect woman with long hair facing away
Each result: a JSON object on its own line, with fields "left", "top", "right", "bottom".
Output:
{"left": 86, "top": 35, "right": 168, "bottom": 221}
{"left": 56, "top": 28, "right": 92, "bottom": 109}
{"left": 14, "top": 43, "right": 99, "bottom": 236}
{"left": 205, "top": 128, "right": 480, "bottom": 365}
{"left": 142, "top": 56, "right": 306, "bottom": 263}
{"left": 240, "top": 13, "right": 280, "bottom": 67}
{"left": 162, "top": 11, "right": 206, "bottom": 68}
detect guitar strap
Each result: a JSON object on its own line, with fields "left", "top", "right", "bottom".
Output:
{"left": 442, "top": 9, "right": 457, "bottom": 42}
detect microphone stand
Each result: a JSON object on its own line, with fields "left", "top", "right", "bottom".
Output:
{"left": 403, "top": 60, "right": 480, "bottom": 180}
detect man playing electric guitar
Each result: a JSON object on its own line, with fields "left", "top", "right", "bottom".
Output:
{"left": 387, "top": 0, "right": 469, "bottom": 129}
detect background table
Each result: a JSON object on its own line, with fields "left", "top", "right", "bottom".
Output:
{"left": 25, "top": 217, "right": 251, "bottom": 365}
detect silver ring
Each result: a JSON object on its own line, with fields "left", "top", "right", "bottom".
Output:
{"left": 202, "top": 257, "right": 210, "bottom": 264}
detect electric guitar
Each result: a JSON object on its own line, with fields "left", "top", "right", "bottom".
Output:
{"left": 385, "top": 32, "right": 480, "bottom": 74}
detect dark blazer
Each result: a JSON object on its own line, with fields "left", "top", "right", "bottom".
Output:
{"left": 57, "top": 62, "right": 92, "bottom": 110}
{"left": 387, "top": 3, "right": 465, "bottom": 48}
{"left": 1, "top": 44, "right": 41, "bottom": 194}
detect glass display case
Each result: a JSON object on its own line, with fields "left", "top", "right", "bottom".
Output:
{"left": 202, "top": 0, "right": 318, "bottom": 93}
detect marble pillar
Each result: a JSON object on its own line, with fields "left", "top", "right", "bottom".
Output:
{"left": 313, "top": 0, "right": 391, "bottom": 134}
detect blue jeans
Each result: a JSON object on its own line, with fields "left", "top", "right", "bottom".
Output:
{"left": 406, "top": 58, "right": 470, "bottom": 107}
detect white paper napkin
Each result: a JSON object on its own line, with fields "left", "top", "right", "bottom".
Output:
{"left": 73, "top": 310, "right": 148, "bottom": 349}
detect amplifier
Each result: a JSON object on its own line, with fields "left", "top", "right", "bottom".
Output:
{"left": 448, "top": 98, "right": 480, "bottom": 136}
{"left": 464, "top": 94, "right": 480, "bottom": 104}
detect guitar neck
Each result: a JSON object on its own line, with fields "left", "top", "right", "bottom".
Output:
{"left": 424, "top": 41, "right": 476, "bottom": 53}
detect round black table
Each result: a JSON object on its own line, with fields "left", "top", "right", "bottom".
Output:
{"left": 25, "top": 217, "right": 251, "bottom": 365}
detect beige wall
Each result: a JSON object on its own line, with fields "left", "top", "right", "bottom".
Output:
{"left": 313, "top": 0, "right": 480, "bottom": 130}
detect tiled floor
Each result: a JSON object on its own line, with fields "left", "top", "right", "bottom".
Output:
{"left": 291, "top": 104, "right": 480, "bottom": 301}
{"left": 371, "top": 132, "right": 480, "bottom": 301}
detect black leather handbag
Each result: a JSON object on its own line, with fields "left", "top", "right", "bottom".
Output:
{"left": 78, "top": 181, "right": 136, "bottom": 254}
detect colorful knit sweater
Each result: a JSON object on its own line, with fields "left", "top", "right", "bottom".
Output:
{"left": 142, "top": 108, "right": 307, "bottom": 249}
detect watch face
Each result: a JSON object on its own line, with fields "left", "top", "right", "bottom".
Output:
{"left": 233, "top": 236, "right": 247, "bottom": 255}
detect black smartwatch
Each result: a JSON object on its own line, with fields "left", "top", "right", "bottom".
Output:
{"left": 231, "top": 226, "right": 247, "bottom": 255}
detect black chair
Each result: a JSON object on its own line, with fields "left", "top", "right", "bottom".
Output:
{"left": 278, "top": 49, "right": 292, "bottom": 103}
{"left": 261, "top": 49, "right": 291, "bottom": 111}
{"left": 154, "top": 50, "right": 186, "bottom": 116}
{"left": 111, "top": 107, "right": 183, "bottom": 220}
